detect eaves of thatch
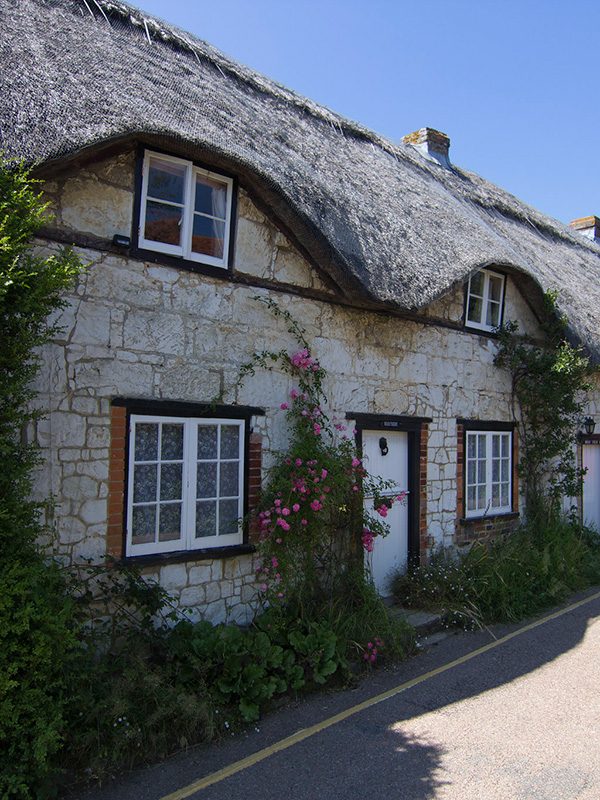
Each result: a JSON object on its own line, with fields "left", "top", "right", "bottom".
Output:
{"left": 2, "top": 0, "right": 600, "bottom": 360}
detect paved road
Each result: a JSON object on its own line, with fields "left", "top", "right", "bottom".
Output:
{"left": 76, "top": 588, "right": 600, "bottom": 800}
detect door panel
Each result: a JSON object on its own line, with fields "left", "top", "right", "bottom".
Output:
{"left": 583, "top": 444, "right": 600, "bottom": 529}
{"left": 362, "top": 430, "right": 409, "bottom": 595}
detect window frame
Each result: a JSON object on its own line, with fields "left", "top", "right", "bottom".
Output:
{"left": 136, "top": 148, "right": 235, "bottom": 271}
{"left": 125, "top": 411, "right": 248, "bottom": 559}
{"left": 464, "top": 428, "right": 513, "bottom": 519}
{"left": 464, "top": 268, "right": 506, "bottom": 332}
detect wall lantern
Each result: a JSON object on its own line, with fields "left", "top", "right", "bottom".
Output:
{"left": 379, "top": 436, "right": 389, "bottom": 456}
{"left": 583, "top": 417, "right": 596, "bottom": 436}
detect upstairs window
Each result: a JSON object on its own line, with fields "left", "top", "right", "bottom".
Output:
{"left": 138, "top": 150, "right": 234, "bottom": 269}
{"left": 465, "top": 269, "right": 505, "bottom": 331}
{"left": 465, "top": 430, "right": 512, "bottom": 518}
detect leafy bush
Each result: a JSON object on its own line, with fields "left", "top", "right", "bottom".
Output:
{"left": 0, "top": 560, "right": 80, "bottom": 799}
{"left": 165, "top": 614, "right": 346, "bottom": 726}
{"left": 393, "top": 518, "right": 600, "bottom": 627}
{"left": 0, "top": 160, "right": 82, "bottom": 798}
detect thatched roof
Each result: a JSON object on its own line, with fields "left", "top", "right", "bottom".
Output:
{"left": 2, "top": 0, "right": 600, "bottom": 359}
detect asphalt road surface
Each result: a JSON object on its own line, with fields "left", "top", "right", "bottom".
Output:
{"left": 76, "top": 588, "right": 600, "bottom": 800}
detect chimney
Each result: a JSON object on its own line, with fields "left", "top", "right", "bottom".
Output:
{"left": 569, "top": 216, "right": 600, "bottom": 243}
{"left": 403, "top": 127, "right": 451, "bottom": 168}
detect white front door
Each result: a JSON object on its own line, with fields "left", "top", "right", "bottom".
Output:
{"left": 362, "top": 430, "right": 409, "bottom": 596}
{"left": 583, "top": 444, "right": 600, "bottom": 529}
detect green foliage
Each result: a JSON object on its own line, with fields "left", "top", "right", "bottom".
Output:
{"left": 0, "top": 160, "right": 82, "bottom": 798}
{"left": 494, "top": 291, "right": 593, "bottom": 521}
{"left": 0, "top": 161, "right": 81, "bottom": 561}
{"left": 393, "top": 518, "right": 600, "bottom": 628}
{"left": 0, "top": 561, "right": 79, "bottom": 799}
{"left": 240, "top": 297, "right": 402, "bottom": 620}
{"left": 165, "top": 614, "right": 347, "bottom": 725}
{"left": 59, "top": 563, "right": 213, "bottom": 784}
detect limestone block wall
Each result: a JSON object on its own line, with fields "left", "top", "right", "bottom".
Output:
{"left": 32, "top": 149, "right": 547, "bottom": 624}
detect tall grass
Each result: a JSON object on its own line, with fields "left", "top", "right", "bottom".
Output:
{"left": 393, "top": 518, "right": 600, "bottom": 628}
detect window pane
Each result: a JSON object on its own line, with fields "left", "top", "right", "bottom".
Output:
{"left": 220, "top": 462, "right": 239, "bottom": 497}
{"left": 492, "top": 459, "right": 499, "bottom": 482}
{"left": 492, "top": 435, "right": 500, "bottom": 458}
{"left": 501, "top": 435, "right": 509, "bottom": 457}
{"left": 477, "top": 485, "right": 486, "bottom": 509}
{"left": 148, "top": 158, "right": 185, "bottom": 204}
{"left": 144, "top": 200, "right": 182, "bottom": 246}
{"left": 488, "top": 275, "right": 503, "bottom": 302}
{"left": 492, "top": 483, "right": 500, "bottom": 506}
{"left": 159, "top": 503, "right": 182, "bottom": 541}
{"left": 198, "top": 426, "right": 218, "bottom": 459}
{"left": 160, "top": 463, "right": 183, "bottom": 501}
{"left": 467, "top": 434, "right": 476, "bottom": 459}
{"left": 196, "top": 500, "right": 217, "bottom": 538}
{"left": 467, "top": 295, "right": 483, "bottom": 324}
{"left": 501, "top": 460, "right": 509, "bottom": 482}
{"left": 486, "top": 301, "right": 500, "bottom": 328}
{"left": 470, "top": 272, "right": 484, "bottom": 296}
{"left": 477, "top": 460, "right": 486, "bottom": 484}
{"left": 467, "top": 485, "right": 476, "bottom": 511}
{"left": 132, "top": 505, "right": 156, "bottom": 543}
{"left": 220, "top": 425, "right": 240, "bottom": 459}
{"left": 467, "top": 460, "right": 476, "bottom": 486}
{"left": 133, "top": 464, "right": 157, "bottom": 502}
{"left": 197, "top": 462, "right": 217, "bottom": 498}
{"left": 191, "top": 215, "right": 225, "bottom": 258}
{"left": 161, "top": 424, "right": 183, "bottom": 460}
{"left": 195, "top": 175, "right": 227, "bottom": 218}
{"left": 219, "top": 498, "right": 239, "bottom": 535}
{"left": 477, "top": 435, "right": 486, "bottom": 458}
{"left": 501, "top": 486, "right": 509, "bottom": 506}
{"left": 135, "top": 423, "right": 158, "bottom": 461}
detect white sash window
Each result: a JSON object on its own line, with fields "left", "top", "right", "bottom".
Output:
{"left": 465, "top": 269, "right": 505, "bottom": 331}
{"left": 465, "top": 430, "right": 512, "bottom": 517}
{"left": 139, "top": 150, "right": 234, "bottom": 269}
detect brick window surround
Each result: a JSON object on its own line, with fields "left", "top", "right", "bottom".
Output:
{"left": 455, "top": 419, "right": 519, "bottom": 546}
{"left": 418, "top": 422, "right": 431, "bottom": 564}
{"left": 107, "top": 400, "right": 263, "bottom": 561}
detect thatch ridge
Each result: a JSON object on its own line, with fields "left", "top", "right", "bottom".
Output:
{"left": 2, "top": 0, "right": 600, "bottom": 359}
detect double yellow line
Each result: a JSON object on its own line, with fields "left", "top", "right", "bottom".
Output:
{"left": 161, "top": 589, "right": 600, "bottom": 800}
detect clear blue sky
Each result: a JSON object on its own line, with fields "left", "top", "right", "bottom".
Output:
{"left": 136, "top": 0, "right": 597, "bottom": 225}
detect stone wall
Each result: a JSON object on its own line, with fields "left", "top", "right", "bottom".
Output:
{"left": 32, "top": 148, "right": 590, "bottom": 624}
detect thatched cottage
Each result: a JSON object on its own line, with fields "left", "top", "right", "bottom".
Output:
{"left": 2, "top": 0, "right": 600, "bottom": 623}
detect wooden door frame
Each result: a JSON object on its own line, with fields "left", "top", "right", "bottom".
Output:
{"left": 580, "top": 435, "right": 600, "bottom": 525}
{"left": 349, "top": 413, "right": 431, "bottom": 569}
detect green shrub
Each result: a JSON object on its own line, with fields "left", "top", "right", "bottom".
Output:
{"left": 0, "top": 160, "right": 82, "bottom": 797}
{"left": 58, "top": 563, "right": 213, "bottom": 784}
{"left": 393, "top": 518, "right": 600, "bottom": 627}
{"left": 0, "top": 560, "right": 80, "bottom": 799}
{"left": 62, "top": 632, "right": 213, "bottom": 781}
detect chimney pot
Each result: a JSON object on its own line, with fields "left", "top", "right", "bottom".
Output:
{"left": 569, "top": 216, "right": 600, "bottom": 243}
{"left": 403, "top": 127, "right": 451, "bottom": 168}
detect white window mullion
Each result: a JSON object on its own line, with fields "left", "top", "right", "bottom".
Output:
{"left": 215, "top": 424, "right": 222, "bottom": 538}
{"left": 155, "top": 421, "right": 163, "bottom": 542}
{"left": 184, "top": 420, "right": 198, "bottom": 550}
{"left": 180, "top": 164, "right": 194, "bottom": 261}
{"left": 485, "top": 432, "right": 493, "bottom": 513}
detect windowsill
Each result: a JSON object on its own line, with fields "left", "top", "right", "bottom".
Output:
{"left": 463, "top": 323, "right": 501, "bottom": 337}
{"left": 130, "top": 245, "right": 233, "bottom": 279}
{"left": 459, "top": 511, "right": 520, "bottom": 526}
{"left": 122, "top": 543, "right": 256, "bottom": 567}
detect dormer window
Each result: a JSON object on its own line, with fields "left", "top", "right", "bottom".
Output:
{"left": 138, "top": 150, "right": 234, "bottom": 269}
{"left": 465, "top": 269, "right": 505, "bottom": 331}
